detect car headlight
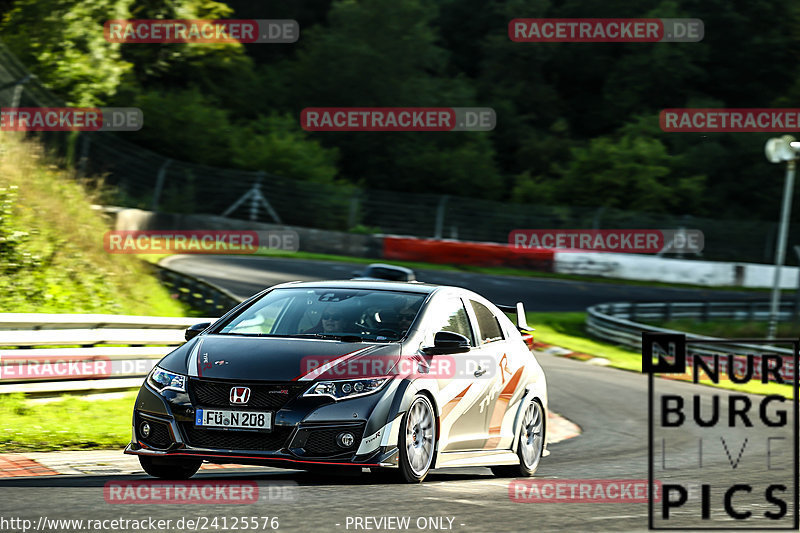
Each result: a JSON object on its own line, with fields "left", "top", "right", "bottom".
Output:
{"left": 147, "top": 366, "right": 187, "bottom": 393}
{"left": 304, "top": 378, "right": 388, "bottom": 400}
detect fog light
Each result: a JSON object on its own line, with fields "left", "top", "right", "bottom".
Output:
{"left": 140, "top": 422, "right": 151, "bottom": 438}
{"left": 337, "top": 432, "right": 355, "bottom": 448}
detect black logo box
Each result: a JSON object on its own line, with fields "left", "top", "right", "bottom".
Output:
{"left": 643, "top": 332, "right": 800, "bottom": 530}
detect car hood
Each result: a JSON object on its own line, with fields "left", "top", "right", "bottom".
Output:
{"left": 157, "top": 335, "right": 401, "bottom": 382}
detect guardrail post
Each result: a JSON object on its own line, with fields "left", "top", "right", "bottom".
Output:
{"left": 702, "top": 301, "right": 710, "bottom": 322}
{"left": 664, "top": 302, "right": 672, "bottom": 322}
{"left": 630, "top": 302, "right": 637, "bottom": 322}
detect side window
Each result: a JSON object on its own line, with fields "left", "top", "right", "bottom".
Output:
{"left": 428, "top": 298, "right": 475, "bottom": 346}
{"left": 470, "top": 301, "right": 505, "bottom": 344}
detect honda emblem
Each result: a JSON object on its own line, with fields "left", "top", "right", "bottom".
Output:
{"left": 229, "top": 387, "right": 251, "bottom": 404}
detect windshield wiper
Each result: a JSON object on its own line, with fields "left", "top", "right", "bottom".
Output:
{"left": 219, "top": 332, "right": 377, "bottom": 342}
{"left": 217, "top": 333, "right": 290, "bottom": 337}
{"left": 290, "top": 333, "right": 365, "bottom": 342}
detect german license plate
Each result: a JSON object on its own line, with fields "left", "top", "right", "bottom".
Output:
{"left": 195, "top": 409, "right": 272, "bottom": 430}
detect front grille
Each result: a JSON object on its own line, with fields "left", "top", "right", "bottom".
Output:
{"left": 180, "top": 424, "right": 294, "bottom": 451}
{"left": 189, "top": 380, "right": 307, "bottom": 409}
{"left": 303, "top": 425, "right": 365, "bottom": 457}
{"left": 137, "top": 415, "right": 172, "bottom": 449}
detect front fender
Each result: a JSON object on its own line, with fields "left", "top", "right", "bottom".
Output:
{"left": 510, "top": 378, "right": 548, "bottom": 456}
{"left": 355, "top": 378, "right": 440, "bottom": 461}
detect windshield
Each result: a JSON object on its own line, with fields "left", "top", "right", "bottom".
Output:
{"left": 216, "top": 288, "right": 426, "bottom": 341}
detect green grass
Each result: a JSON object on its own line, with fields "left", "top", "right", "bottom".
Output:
{"left": 0, "top": 392, "right": 137, "bottom": 451}
{"left": 527, "top": 312, "right": 793, "bottom": 398}
{"left": 528, "top": 312, "right": 643, "bottom": 372}
{"left": 0, "top": 133, "right": 189, "bottom": 316}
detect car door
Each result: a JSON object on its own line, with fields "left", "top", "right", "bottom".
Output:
{"left": 420, "top": 295, "right": 494, "bottom": 452}
{"left": 466, "top": 299, "right": 526, "bottom": 450}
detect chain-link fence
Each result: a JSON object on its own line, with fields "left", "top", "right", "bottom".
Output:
{"left": 0, "top": 40, "right": 794, "bottom": 264}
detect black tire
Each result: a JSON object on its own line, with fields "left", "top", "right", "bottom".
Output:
{"left": 138, "top": 456, "right": 202, "bottom": 480}
{"left": 492, "top": 400, "right": 545, "bottom": 478}
{"left": 397, "top": 395, "right": 437, "bottom": 483}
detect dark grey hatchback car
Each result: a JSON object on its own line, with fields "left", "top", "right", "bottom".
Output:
{"left": 126, "top": 280, "right": 547, "bottom": 483}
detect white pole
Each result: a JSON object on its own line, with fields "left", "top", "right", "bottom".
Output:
{"left": 767, "top": 159, "right": 796, "bottom": 338}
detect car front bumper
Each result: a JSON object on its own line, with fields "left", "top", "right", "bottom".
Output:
{"left": 126, "top": 378, "right": 404, "bottom": 469}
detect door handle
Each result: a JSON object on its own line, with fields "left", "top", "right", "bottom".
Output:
{"left": 474, "top": 367, "right": 487, "bottom": 377}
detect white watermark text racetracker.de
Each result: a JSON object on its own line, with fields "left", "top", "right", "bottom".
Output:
{"left": 661, "top": 108, "right": 800, "bottom": 132}
{"left": 509, "top": 18, "right": 703, "bottom": 42}
{"left": 0, "top": 108, "right": 142, "bottom": 131}
{"left": 104, "top": 19, "right": 298, "bottom": 44}
{"left": 301, "top": 107, "right": 495, "bottom": 132}
{"left": 510, "top": 229, "right": 704, "bottom": 254}
{"left": 103, "top": 230, "right": 299, "bottom": 254}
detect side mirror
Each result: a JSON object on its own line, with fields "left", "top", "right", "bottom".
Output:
{"left": 185, "top": 322, "right": 211, "bottom": 341}
{"left": 422, "top": 331, "right": 471, "bottom": 355}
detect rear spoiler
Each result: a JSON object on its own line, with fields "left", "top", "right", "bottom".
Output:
{"left": 496, "top": 302, "right": 534, "bottom": 333}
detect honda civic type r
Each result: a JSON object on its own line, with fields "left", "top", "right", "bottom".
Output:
{"left": 125, "top": 280, "right": 548, "bottom": 483}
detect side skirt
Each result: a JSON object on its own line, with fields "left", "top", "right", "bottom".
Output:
{"left": 434, "top": 449, "right": 519, "bottom": 468}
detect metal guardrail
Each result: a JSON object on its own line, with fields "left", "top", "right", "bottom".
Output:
{"left": 586, "top": 301, "right": 796, "bottom": 357}
{"left": 0, "top": 314, "right": 202, "bottom": 330}
{"left": 0, "top": 313, "right": 217, "bottom": 393}
{"left": 0, "top": 328, "right": 186, "bottom": 347}
{"left": 152, "top": 263, "right": 244, "bottom": 316}
{"left": 0, "top": 264, "right": 247, "bottom": 393}
{"left": 590, "top": 300, "right": 800, "bottom": 324}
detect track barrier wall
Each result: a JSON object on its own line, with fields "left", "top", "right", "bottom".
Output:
{"left": 382, "top": 236, "right": 554, "bottom": 270}
{"left": 111, "top": 208, "right": 800, "bottom": 287}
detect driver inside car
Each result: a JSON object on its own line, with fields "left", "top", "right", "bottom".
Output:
{"left": 303, "top": 305, "right": 350, "bottom": 334}
{"left": 321, "top": 308, "right": 346, "bottom": 333}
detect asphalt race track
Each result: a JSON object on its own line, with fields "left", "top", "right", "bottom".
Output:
{"left": 160, "top": 255, "right": 767, "bottom": 311}
{"left": 0, "top": 256, "right": 793, "bottom": 532}
{"left": 1, "top": 353, "right": 792, "bottom": 532}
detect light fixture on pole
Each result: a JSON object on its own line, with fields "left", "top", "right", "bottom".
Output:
{"left": 764, "top": 135, "right": 800, "bottom": 338}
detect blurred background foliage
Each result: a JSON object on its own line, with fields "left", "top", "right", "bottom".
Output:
{"left": 0, "top": 133, "right": 189, "bottom": 315}
{"left": 1, "top": 0, "right": 800, "bottom": 220}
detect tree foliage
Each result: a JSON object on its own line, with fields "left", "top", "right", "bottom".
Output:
{"left": 2, "top": 0, "right": 799, "bottom": 219}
